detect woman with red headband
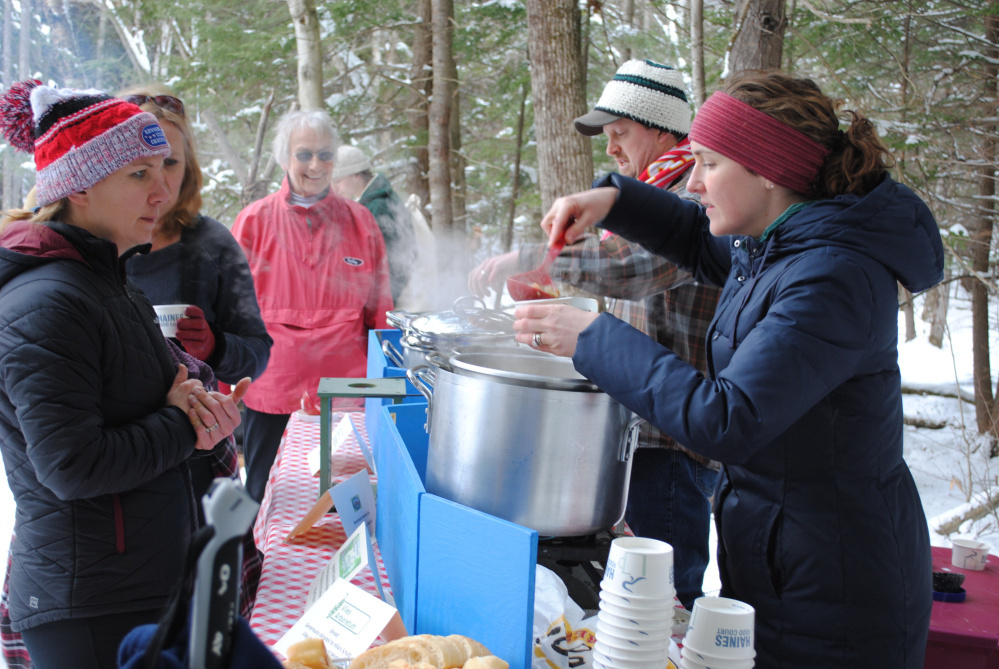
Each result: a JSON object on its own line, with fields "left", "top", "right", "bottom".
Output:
{"left": 514, "top": 71, "right": 941, "bottom": 667}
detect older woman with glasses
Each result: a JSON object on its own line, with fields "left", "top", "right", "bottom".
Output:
{"left": 231, "top": 110, "right": 393, "bottom": 502}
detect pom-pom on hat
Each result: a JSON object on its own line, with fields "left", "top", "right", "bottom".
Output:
{"left": 0, "top": 79, "right": 170, "bottom": 206}
{"left": 330, "top": 145, "right": 372, "bottom": 180}
{"left": 574, "top": 60, "right": 692, "bottom": 138}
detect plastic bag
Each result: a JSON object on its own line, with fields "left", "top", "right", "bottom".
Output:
{"left": 532, "top": 565, "right": 596, "bottom": 669}
{"left": 531, "top": 565, "right": 683, "bottom": 669}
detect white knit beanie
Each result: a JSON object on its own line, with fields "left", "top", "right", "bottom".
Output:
{"left": 330, "top": 145, "right": 372, "bottom": 179}
{"left": 574, "top": 60, "right": 691, "bottom": 138}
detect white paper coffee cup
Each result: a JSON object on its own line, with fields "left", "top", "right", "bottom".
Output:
{"left": 682, "top": 596, "right": 756, "bottom": 660}
{"left": 153, "top": 304, "right": 190, "bottom": 338}
{"left": 951, "top": 538, "right": 990, "bottom": 571}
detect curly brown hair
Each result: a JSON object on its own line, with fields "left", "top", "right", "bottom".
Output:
{"left": 117, "top": 84, "right": 203, "bottom": 237}
{"left": 722, "top": 70, "right": 892, "bottom": 199}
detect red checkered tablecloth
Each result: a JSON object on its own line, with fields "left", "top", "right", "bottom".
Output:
{"left": 249, "top": 411, "right": 391, "bottom": 649}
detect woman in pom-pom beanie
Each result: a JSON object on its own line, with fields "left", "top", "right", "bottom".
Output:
{"left": 514, "top": 71, "right": 940, "bottom": 668}
{"left": 0, "top": 80, "right": 250, "bottom": 669}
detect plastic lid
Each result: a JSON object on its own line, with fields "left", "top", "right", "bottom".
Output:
{"left": 932, "top": 588, "right": 966, "bottom": 603}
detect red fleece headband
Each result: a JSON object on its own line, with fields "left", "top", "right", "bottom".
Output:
{"left": 690, "top": 91, "right": 830, "bottom": 194}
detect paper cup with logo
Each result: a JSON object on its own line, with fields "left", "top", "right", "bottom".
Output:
{"left": 153, "top": 304, "right": 190, "bottom": 338}
{"left": 593, "top": 642, "right": 667, "bottom": 667}
{"left": 600, "top": 588, "right": 675, "bottom": 610}
{"left": 592, "top": 647, "right": 662, "bottom": 669}
{"left": 596, "top": 617, "right": 670, "bottom": 644}
{"left": 681, "top": 644, "right": 756, "bottom": 667}
{"left": 598, "top": 599, "right": 673, "bottom": 624}
{"left": 951, "top": 538, "right": 990, "bottom": 571}
{"left": 597, "top": 625, "right": 671, "bottom": 651}
{"left": 602, "top": 536, "right": 675, "bottom": 598}
{"left": 682, "top": 596, "right": 755, "bottom": 660}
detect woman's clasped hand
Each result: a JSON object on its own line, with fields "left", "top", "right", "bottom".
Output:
{"left": 166, "top": 365, "right": 250, "bottom": 450}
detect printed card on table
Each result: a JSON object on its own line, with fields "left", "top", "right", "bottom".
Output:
{"left": 274, "top": 579, "right": 404, "bottom": 660}
{"left": 331, "top": 468, "right": 376, "bottom": 539}
{"left": 307, "top": 415, "right": 355, "bottom": 476}
{"left": 304, "top": 522, "right": 387, "bottom": 609}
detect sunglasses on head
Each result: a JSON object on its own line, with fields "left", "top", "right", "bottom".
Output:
{"left": 294, "top": 150, "right": 335, "bottom": 163}
{"left": 123, "top": 94, "right": 185, "bottom": 116}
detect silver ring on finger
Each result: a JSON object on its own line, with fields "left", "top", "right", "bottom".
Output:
{"left": 532, "top": 332, "right": 543, "bottom": 348}
{"left": 205, "top": 422, "right": 220, "bottom": 434}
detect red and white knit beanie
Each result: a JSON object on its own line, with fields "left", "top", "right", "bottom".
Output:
{"left": 574, "top": 60, "right": 692, "bottom": 138}
{"left": 0, "top": 79, "right": 170, "bottom": 206}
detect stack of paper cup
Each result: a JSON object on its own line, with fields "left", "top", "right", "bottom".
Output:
{"left": 680, "top": 596, "right": 755, "bottom": 668}
{"left": 593, "top": 537, "right": 675, "bottom": 669}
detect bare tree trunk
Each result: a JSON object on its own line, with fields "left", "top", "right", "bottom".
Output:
{"left": 926, "top": 274, "right": 949, "bottom": 349}
{"left": 447, "top": 42, "right": 465, "bottom": 237}
{"left": 503, "top": 82, "right": 529, "bottom": 254}
{"left": 975, "top": 11, "right": 999, "bottom": 442}
{"left": 95, "top": 8, "right": 108, "bottom": 88}
{"left": 2, "top": 0, "right": 15, "bottom": 211}
{"left": 729, "top": 0, "right": 787, "bottom": 72}
{"left": 18, "top": 0, "right": 30, "bottom": 78}
{"left": 406, "top": 0, "right": 432, "bottom": 226}
{"left": 287, "top": 0, "right": 324, "bottom": 110}
{"left": 621, "top": 0, "right": 635, "bottom": 62}
{"left": 691, "top": 0, "right": 706, "bottom": 106}
{"left": 428, "top": 0, "right": 454, "bottom": 233}
{"left": 526, "top": 0, "right": 593, "bottom": 213}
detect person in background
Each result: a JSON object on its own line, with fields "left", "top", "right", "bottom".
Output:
{"left": 232, "top": 110, "right": 393, "bottom": 502}
{"left": 121, "top": 84, "right": 272, "bottom": 392}
{"left": 0, "top": 80, "right": 248, "bottom": 669}
{"left": 469, "top": 59, "right": 722, "bottom": 608}
{"left": 119, "top": 83, "right": 273, "bottom": 617}
{"left": 330, "top": 145, "right": 417, "bottom": 304}
{"left": 120, "top": 85, "right": 271, "bottom": 501}
{"left": 515, "top": 70, "right": 939, "bottom": 667}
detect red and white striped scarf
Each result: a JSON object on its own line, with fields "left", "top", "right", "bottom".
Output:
{"left": 638, "top": 136, "right": 694, "bottom": 188}
{"left": 601, "top": 137, "right": 694, "bottom": 241}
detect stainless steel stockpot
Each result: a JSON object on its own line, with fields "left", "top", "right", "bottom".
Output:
{"left": 408, "top": 352, "right": 639, "bottom": 536}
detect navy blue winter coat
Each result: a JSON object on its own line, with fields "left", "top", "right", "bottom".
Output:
{"left": 0, "top": 220, "right": 199, "bottom": 632}
{"left": 574, "top": 174, "right": 942, "bottom": 668}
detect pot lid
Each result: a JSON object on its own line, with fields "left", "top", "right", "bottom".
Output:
{"left": 447, "top": 352, "right": 601, "bottom": 392}
{"left": 407, "top": 296, "right": 515, "bottom": 345}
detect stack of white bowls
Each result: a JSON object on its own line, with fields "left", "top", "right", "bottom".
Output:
{"left": 593, "top": 537, "right": 675, "bottom": 669}
{"left": 679, "top": 596, "right": 755, "bottom": 668}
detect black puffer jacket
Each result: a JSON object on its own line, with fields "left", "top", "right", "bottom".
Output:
{"left": 0, "top": 220, "right": 198, "bottom": 632}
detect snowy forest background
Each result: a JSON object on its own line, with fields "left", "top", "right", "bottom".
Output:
{"left": 1, "top": 0, "right": 998, "bottom": 546}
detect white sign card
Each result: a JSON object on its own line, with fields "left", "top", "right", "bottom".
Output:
{"left": 274, "top": 579, "right": 401, "bottom": 660}
{"left": 305, "top": 522, "right": 384, "bottom": 610}
{"left": 331, "top": 468, "right": 376, "bottom": 539}
{"left": 307, "top": 415, "right": 355, "bottom": 476}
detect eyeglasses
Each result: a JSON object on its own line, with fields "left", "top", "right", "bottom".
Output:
{"left": 294, "top": 150, "right": 335, "bottom": 163}
{"left": 123, "top": 94, "right": 185, "bottom": 116}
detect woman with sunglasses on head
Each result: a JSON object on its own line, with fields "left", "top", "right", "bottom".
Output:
{"left": 514, "top": 71, "right": 941, "bottom": 667}
{"left": 231, "top": 110, "right": 392, "bottom": 503}
{"left": 119, "top": 84, "right": 273, "bottom": 505}
{"left": 0, "top": 81, "right": 249, "bottom": 669}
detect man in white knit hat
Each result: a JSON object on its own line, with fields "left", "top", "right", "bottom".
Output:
{"left": 469, "top": 60, "right": 722, "bottom": 609}
{"left": 331, "top": 145, "right": 416, "bottom": 302}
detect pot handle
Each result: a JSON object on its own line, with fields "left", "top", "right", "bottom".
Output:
{"left": 620, "top": 414, "right": 644, "bottom": 463}
{"left": 425, "top": 351, "right": 450, "bottom": 371}
{"left": 406, "top": 365, "right": 436, "bottom": 433}
{"left": 381, "top": 339, "right": 405, "bottom": 368}
{"left": 385, "top": 309, "right": 414, "bottom": 330}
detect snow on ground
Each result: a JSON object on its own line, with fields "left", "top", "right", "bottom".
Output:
{"left": 0, "top": 293, "right": 996, "bottom": 602}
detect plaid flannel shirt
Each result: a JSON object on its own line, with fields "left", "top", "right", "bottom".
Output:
{"left": 518, "top": 167, "right": 721, "bottom": 467}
